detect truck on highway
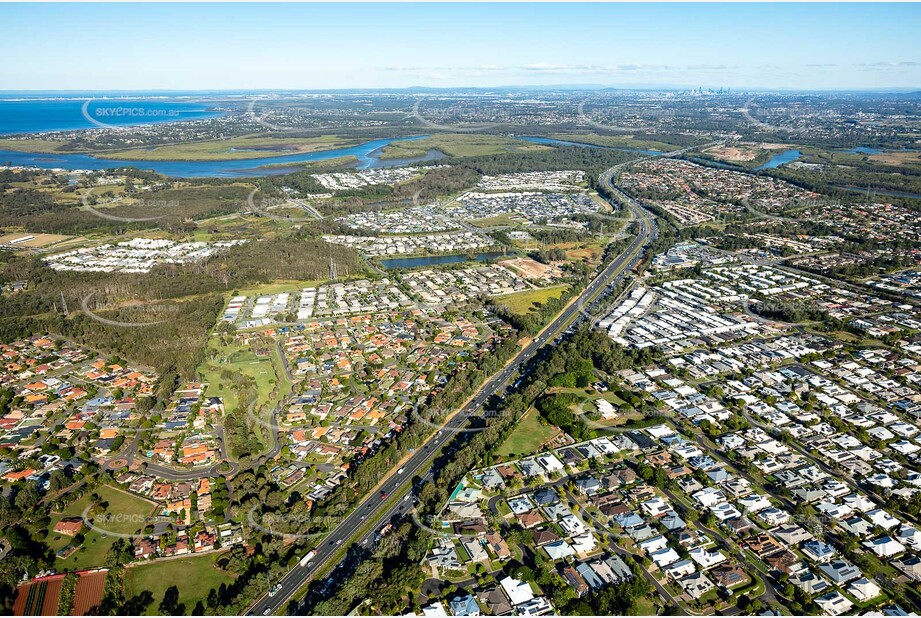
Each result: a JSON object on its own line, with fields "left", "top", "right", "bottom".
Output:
{"left": 299, "top": 550, "right": 317, "bottom": 567}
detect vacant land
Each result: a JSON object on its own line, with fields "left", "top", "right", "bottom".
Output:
{"left": 198, "top": 342, "right": 279, "bottom": 414}
{"left": 379, "top": 134, "right": 549, "bottom": 159}
{"left": 125, "top": 551, "right": 236, "bottom": 615}
{"left": 0, "top": 137, "right": 69, "bottom": 153}
{"left": 496, "top": 408, "right": 560, "bottom": 458}
{"left": 95, "top": 136, "right": 362, "bottom": 161}
{"left": 868, "top": 149, "right": 921, "bottom": 168}
{"left": 496, "top": 285, "right": 569, "bottom": 315}
{"left": 0, "top": 232, "right": 73, "bottom": 248}
{"left": 549, "top": 132, "right": 683, "bottom": 153}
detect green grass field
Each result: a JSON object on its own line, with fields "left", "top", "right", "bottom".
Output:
{"left": 496, "top": 285, "right": 569, "bottom": 315}
{"left": 51, "top": 486, "right": 157, "bottom": 572}
{"left": 378, "top": 134, "right": 549, "bottom": 159}
{"left": 94, "top": 136, "right": 361, "bottom": 161}
{"left": 468, "top": 214, "right": 523, "bottom": 228}
{"left": 496, "top": 408, "right": 560, "bottom": 458}
{"left": 124, "top": 552, "right": 236, "bottom": 615}
{"left": 549, "top": 132, "right": 683, "bottom": 153}
{"left": 198, "top": 343, "right": 279, "bottom": 413}
{"left": 0, "top": 137, "right": 69, "bottom": 153}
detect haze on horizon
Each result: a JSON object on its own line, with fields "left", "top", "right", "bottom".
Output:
{"left": 1, "top": 2, "right": 919, "bottom": 92}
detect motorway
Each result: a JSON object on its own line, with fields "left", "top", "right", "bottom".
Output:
{"left": 249, "top": 165, "right": 660, "bottom": 615}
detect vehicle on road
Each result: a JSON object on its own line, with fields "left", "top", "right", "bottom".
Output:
{"left": 299, "top": 550, "right": 317, "bottom": 567}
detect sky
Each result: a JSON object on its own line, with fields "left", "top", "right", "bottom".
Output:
{"left": 2, "top": 3, "right": 919, "bottom": 91}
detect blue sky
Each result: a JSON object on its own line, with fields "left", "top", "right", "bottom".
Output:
{"left": 2, "top": 3, "right": 919, "bottom": 91}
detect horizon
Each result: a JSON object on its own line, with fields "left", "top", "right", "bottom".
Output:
{"left": 2, "top": 3, "right": 919, "bottom": 91}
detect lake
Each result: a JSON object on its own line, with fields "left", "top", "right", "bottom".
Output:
{"left": 0, "top": 136, "right": 435, "bottom": 178}
{"left": 379, "top": 251, "right": 510, "bottom": 270}
{"left": 754, "top": 149, "right": 802, "bottom": 171}
{"left": 0, "top": 98, "right": 221, "bottom": 134}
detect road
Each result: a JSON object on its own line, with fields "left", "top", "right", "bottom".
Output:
{"left": 249, "top": 169, "right": 659, "bottom": 615}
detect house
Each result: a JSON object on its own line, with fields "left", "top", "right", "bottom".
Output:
{"left": 638, "top": 535, "right": 669, "bottom": 554}
{"left": 134, "top": 537, "right": 159, "bottom": 559}
{"left": 801, "top": 539, "right": 837, "bottom": 563}
{"left": 517, "top": 510, "right": 544, "bottom": 529}
{"left": 814, "top": 591, "right": 853, "bottom": 616}
{"left": 574, "top": 477, "right": 602, "bottom": 496}
{"left": 499, "top": 576, "right": 534, "bottom": 606}
{"left": 448, "top": 593, "right": 481, "bottom": 616}
{"left": 765, "top": 550, "right": 804, "bottom": 575}
{"left": 771, "top": 524, "right": 813, "bottom": 545}
{"left": 839, "top": 515, "right": 873, "bottom": 538}
{"left": 463, "top": 539, "right": 488, "bottom": 562}
{"left": 893, "top": 554, "right": 921, "bottom": 582}
{"left": 477, "top": 587, "right": 513, "bottom": 616}
{"left": 679, "top": 572, "right": 715, "bottom": 600}
{"left": 847, "top": 577, "right": 882, "bottom": 602}
{"left": 790, "top": 570, "right": 830, "bottom": 595}
{"left": 650, "top": 547, "right": 681, "bottom": 568}
{"left": 428, "top": 539, "right": 462, "bottom": 571}
{"left": 561, "top": 565, "right": 589, "bottom": 597}
{"left": 745, "top": 533, "right": 783, "bottom": 557}
{"left": 53, "top": 517, "right": 84, "bottom": 537}
{"left": 711, "top": 563, "right": 748, "bottom": 588}
{"left": 575, "top": 562, "right": 604, "bottom": 590}
{"left": 689, "top": 547, "right": 726, "bottom": 569}
{"left": 864, "top": 536, "right": 906, "bottom": 558}
{"left": 422, "top": 603, "right": 449, "bottom": 617}
{"left": 536, "top": 454, "right": 564, "bottom": 474}
{"left": 514, "top": 596, "right": 554, "bottom": 616}
{"left": 532, "top": 529, "right": 561, "bottom": 547}
{"left": 867, "top": 508, "right": 901, "bottom": 530}
{"left": 664, "top": 559, "right": 696, "bottom": 579}
{"left": 544, "top": 540, "right": 575, "bottom": 561}
{"left": 818, "top": 559, "right": 861, "bottom": 585}
{"left": 570, "top": 533, "right": 596, "bottom": 555}
{"left": 485, "top": 533, "right": 511, "bottom": 560}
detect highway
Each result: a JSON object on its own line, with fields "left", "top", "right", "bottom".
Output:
{"left": 249, "top": 164, "right": 659, "bottom": 616}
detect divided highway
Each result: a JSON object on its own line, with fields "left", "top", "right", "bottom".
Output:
{"left": 249, "top": 168, "right": 659, "bottom": 616}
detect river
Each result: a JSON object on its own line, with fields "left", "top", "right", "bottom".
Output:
{"left": 515, "top": 136, "right": 663, "bottom": 155}
{"left": 0, "top": 136, "right": 439, "bottom": 178}
{"left": 753, "top": 149, "right": 802, "bottom": 171}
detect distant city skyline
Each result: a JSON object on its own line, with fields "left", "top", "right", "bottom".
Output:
{"left": 1, "top": 3, "right": 919, "bottom": 91}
